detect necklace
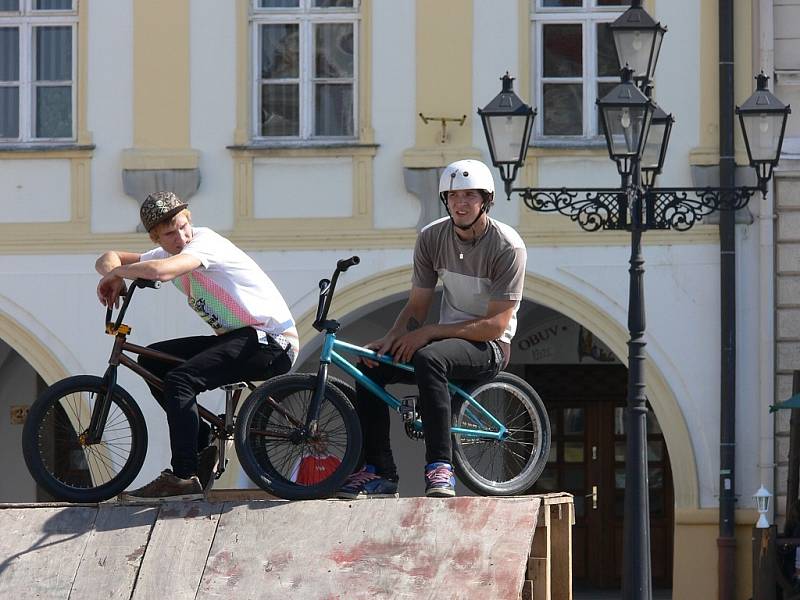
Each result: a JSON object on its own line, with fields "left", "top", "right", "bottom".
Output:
{"left": 452, "top": 220, "right": 490, "bottom": 260}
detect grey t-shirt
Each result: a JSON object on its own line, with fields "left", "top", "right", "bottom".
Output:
{"left": 412, "top": 216, "right": 527, "bottom": 359}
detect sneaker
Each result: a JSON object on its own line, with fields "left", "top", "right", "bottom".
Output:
{"left": 197, "top": 445, "right": 219, "bottom": 492}
{"left": 117, "top": 470, "right": 203, "bottom": 503}
{"left": 336, "top": 465, "right": 399, "bottom": 500}
{"left": 425, "top": 462, "right": 456, "bottom": 498}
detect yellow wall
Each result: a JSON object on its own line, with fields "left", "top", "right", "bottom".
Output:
{"left": 403, "top": 0, "right": 480, "bottom": 168}
{"left": 674, "top": 509, "right": 759, "bottom": 600}
{"left": 132, "top": 0, "right": 190, "bottom": 151}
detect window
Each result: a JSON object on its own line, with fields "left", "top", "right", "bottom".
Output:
{"left": 531, "top": 0, "right": 630, "bottom": 140}
{"left": 0, "top": 0, "right": 76, "bottom": 142}
{"left": 252, "top": 0, "right": 358, "bottom": 141}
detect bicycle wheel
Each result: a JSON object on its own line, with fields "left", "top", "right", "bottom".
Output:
{"left": 451, "top": 372, "right": 550, "bottom": 496}
{"left": 234, "top": 373, "right": 362, "bottom": 500}
{"left": 22, "top": 375, "right": 148, "bottom": 503}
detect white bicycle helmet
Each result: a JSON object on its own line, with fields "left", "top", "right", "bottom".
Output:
{"left": 438, "top": 159, "right": 495, "bottom": 229}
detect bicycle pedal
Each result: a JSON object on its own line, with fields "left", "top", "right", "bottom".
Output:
{"left": 400, "top": 395, "right": 418, "bottom": 422}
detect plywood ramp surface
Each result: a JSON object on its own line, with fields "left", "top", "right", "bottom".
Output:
{"left": 0, "top": 496, "right": 541, "bottom": 600}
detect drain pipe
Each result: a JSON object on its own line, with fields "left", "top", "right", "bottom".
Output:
{"left": 717, "top": 0, "right": 737, "bottom": 598}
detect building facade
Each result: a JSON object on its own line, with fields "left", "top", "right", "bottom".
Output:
{"left": 0, "top": 0, "right": 787, "bottom": 597}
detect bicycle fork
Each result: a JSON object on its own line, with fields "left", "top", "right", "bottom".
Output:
{"left": 85, "top": 364, "right": 118, "bottom": 444}
{"left": 305, "top": 332, "right": 336, "bottom": 433}
{"left": 86, "top": 333, "right": 126, "bottom": 444}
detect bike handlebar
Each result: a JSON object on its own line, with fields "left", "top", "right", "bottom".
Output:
{"left": 105, "top": 278, "right": 161, "bottom": 333}
{"left": 313, "top": 256, "right": 359, "bottom": 331}
{"left": 337, "top": 256, "right": 360, "bottom": 272}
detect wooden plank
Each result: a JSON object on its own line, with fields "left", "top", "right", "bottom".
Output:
{"left": 199, "top": 496, "right": 540, "bottom": 600}
{"left": 132, "top": 502, "right": 224, "bottom": 600}
{"left": 550, "top": 503, "right": 573, "bottom": 600}
{"left": 0, "top": 506, "right": 97, "bottom": 599}
{"left": 70, "top": 505, "right": 159, "bottom": 600}
{"left": 531, "top": 503, "right": 551, "bottom": 600}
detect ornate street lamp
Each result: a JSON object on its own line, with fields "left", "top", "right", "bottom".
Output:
{"left": 597, "top": 67, "right": 655, "bottom": 178}
{"left": 609, "top": 0, "right": 666, "bottom": 83}
{"left": 477, "top": 72, "right": 536, "bottom": 200}
{"left": 480, "top": 41, "right": 788, "bottom": 600}
{"left": 737, "top": 72, "right": 792, "bottom": 190}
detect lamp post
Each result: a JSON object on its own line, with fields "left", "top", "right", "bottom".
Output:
{"left": 478, "top": 3, "right": 790, "bottom": 599}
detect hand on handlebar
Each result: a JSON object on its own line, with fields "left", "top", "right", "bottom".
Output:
{"left": 97, "top": 273, "right": 127, "bottom": 308}
{"left": 357, "top": 335, "right": 397, "bottom": 368}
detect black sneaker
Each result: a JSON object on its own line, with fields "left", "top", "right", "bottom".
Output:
{"left": 118, "top": 470, "right": 203, "bottom": 503}
{"left": 336, "top": 465, "right": 399, "bottom": 499}
{"left": 197, "top": 445, "right": 219, "bottom": 491}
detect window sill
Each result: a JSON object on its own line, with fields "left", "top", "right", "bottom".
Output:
{"left": 528, "top": 138, "right": 609, "bottom": 158}
{"left": 227, "top": 141, "right": 379, "bottom": 158}
{"left": 0, "top": 143, "right": 95, "bottom": 159}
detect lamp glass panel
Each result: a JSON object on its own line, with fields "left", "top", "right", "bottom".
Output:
{"left": 742, "top": 112, "right": 784, "bottom": 162}
{"left": 641, "top": 120, "right": 666, "bottom": 169}
{"left": 485, "top": 114, "right": 529, "bottom": 163}
{"left": 613, "top": 29, "right": 655, "bottom": 79}
{"left": 602, "top": 105, "right": 647, "bottom": 155}
{"left": 596, "top": 81, "right": 616, "bottom": 133}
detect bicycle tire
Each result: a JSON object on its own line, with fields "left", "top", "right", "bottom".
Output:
{"left": 234, "top": 373, "right": 362, "bottom": 500}
{"left": 451, "top": 372, "right": 550, "bottom": 496}
{"left": 22, "top": 375, "right": 148, "bottom": 503}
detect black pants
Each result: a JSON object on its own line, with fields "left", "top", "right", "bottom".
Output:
{"left": 354, "top": 338, "right": 500, "bottom": 480}
{"left": 138, "top": 327, "right": 292, "bottom": 478}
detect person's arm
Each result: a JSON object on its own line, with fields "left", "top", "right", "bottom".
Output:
{"left": 96, "top": 253, "right": 201, "bottom": 307}
{"left": 388, "top": 298, "right": 517, "bottom": 364}
{"left": 359, "top": 286, "right": 434, "bottom": 365}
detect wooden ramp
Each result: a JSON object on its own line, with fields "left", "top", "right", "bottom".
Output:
{"left": 0, "top": 495, "right": 568, "bottom": 599}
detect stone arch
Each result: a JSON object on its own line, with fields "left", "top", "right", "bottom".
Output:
{"left": 295, "top": 266, "right": 700, "bottom": 511}
{"left": 0, "top": 310, "right": 69, "bottom": 385}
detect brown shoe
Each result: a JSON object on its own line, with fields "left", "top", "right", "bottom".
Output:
{"left": 118, "top": 470, "right": 203, "bottom": 503}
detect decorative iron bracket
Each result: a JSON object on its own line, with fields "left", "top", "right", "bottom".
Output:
{"left": 516, "top": 185, "right": 763, "bottom": 232}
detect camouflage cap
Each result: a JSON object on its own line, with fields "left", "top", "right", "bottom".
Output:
{"left": 140, "top": 191, "right": 189, "bottom": 232}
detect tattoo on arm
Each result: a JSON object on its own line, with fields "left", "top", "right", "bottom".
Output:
{"left": 406, "top": 317, "right": 421, "bottom": 332}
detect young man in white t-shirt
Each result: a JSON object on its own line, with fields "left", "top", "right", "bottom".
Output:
{"left": 95, "top": 191, "right": 299, "bottom": 501}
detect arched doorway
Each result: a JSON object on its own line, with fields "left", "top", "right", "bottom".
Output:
{"left": 0, "top": 338, "right": 46, "bottom": 502}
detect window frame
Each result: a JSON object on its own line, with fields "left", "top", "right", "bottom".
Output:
{"left": 0, "top": 0, "right": 77, "bottom": 143}
{"left": 250, "top": 0, "right": 360, "bottom": 143}
{"left": 531, "top": 0, "right": 629, "bottom": 142}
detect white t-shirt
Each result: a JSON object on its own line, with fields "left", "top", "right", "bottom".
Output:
{"left": 140, "top": 227, "right": 299, "bottom": 359}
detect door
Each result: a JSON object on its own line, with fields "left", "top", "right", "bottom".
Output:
{"left": 526, "top": 364, "right": 673, "bottom": 589}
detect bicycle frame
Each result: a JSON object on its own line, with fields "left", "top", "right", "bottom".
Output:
{"left": 86, "top": 279, "right": 248, "bottom": 444}
{"left": 317, "top": 334, "right": 509, "bottom": 441}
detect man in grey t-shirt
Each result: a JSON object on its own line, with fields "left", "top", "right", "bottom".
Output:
{"left": 337, "top": 159, "right": 527, "bottom": 499}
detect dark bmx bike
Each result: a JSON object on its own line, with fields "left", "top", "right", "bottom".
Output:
{"left": 21, "top": 278, "right": 359, "bottom": 503}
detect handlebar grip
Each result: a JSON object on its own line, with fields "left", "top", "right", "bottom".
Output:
{"left": 336, "top": 256, "right": 360, "bottom": 272}
{"left": 134, "top": 278, "right": 161, "bottom": 289}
